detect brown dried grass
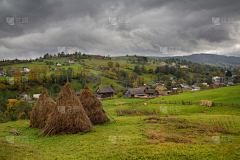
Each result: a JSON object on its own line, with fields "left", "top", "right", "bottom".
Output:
{"left": 79, "top": 85, "right": 110, "bottom": 125}
{"left": 44, "top": 82, "right": 92, "bottom": 136}
{"left": 29, "top": 88, "right": 55, "bottom": 129}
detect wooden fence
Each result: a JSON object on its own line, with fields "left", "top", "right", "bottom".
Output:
{"left": 104, "top": 100, "right": 240, "bottom": 107}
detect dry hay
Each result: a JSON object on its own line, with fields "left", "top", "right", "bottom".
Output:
{"left": 156, "top": 86, "right": 167, "bottom": 91}
{"left": 79, "top": 85, "right": 110, "bottom": 125}
{"left": 200, "top": 100, "right": 212, "bottom": 107}
{"left": 29, "top": 88, "right": 56, "bottom": 129}
{"left": 44, "top": 82, "right": 92, "bottom": 136}
{"left": 115, "top": 101, "right": 127, "bottom": 105}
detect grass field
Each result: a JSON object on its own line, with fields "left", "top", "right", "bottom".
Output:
{"left": 0, "top": 86, "right": 240, "bottom": 159}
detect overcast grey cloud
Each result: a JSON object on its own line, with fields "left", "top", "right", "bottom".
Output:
{"left": 0, "top": 0, "right": 240, "bottom": 59}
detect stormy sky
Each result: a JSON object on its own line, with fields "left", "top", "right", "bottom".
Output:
{"left": 0, "top": 0, "right": 240, "bottom": 60}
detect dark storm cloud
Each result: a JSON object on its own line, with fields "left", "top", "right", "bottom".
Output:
{"left": 0, "top": 0, "right": 240, "bottom": 59}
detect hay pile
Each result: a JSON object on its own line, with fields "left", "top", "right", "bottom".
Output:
{"left": 200, "top": 100, "right": 212, "bottom": 107}
{"left": 30, "top": 88, "right": 55, "bottom": 128}
{"left": 79, "top": 85, "right": 110, "bottom": 125}
{"left": 44, "top": 82, "right": 92, "bottom": 136}
{"left": 156, "top": 86, "right": 167, "bottom": 91}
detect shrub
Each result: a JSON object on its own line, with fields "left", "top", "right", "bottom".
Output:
{"left": 19, "top": 112, "right": 26, "bottom": 120}
{"left": 15, "top": 101, "right": 32, "bottom": 117}
{"left": 117, "top": 92, "right": 124, "bottom": 98}
{"left": 4, "top": 111, "right": 10, "bottom": 119}
{"left": 148, "top": 68, "right": 153, "bottom": 73}
{"left": 10, "top": 113, "right": 18, "bottom": 121}
{"left": 0, "top": 111, "right": 8, "bottom": 123}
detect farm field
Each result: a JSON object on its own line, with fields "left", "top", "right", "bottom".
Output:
{"left": 1, "top": 86, "right": 240, "bottom": 159}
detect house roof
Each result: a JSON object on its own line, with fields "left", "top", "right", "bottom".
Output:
{"left": 146, "top": 89, "right": 157, "bottom": 94}
{"left": 125, "top": 88, "right": 144, "bottom": 95}
{"left": 138, "top": 86, "right": 148, "bottom": 92}
{"left": 97, "top": 86, "right": 114, "bottom": 93}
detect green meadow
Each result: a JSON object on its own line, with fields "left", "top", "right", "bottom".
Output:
{"left": 1, "top": 85, "right": 240, "bottom": 159}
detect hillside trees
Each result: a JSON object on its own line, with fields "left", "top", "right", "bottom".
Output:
{"left": 108, "top": 62, "right": 114, "bottom": 68}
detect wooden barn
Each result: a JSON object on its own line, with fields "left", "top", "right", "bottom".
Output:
{"left": 138, "top": 86, "right": 148, "bottom": 93}
{"left": 124, "top": 88, "right": 145, "bottom": 98}
{"left": 96, "top": 86, "right": 114, "bottom": 98}
{"left": 146, "top": 89, "right": 159, "bottom": 96}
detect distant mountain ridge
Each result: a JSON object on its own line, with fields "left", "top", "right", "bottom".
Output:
{"left": 159, "top": 53, "right": 240, "bottom": 65}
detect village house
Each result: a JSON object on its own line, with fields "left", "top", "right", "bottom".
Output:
{"left": 51, "top": 67, "right": 59, "bottom": 71}
{"left": 171, "top": 79, "right": 178, "bottom": 84}
{"left": 22, "top": 66, "right": 31, "bottom": 73}
{"left": 158, "top": 91, "right": 168, "bottom": 96}
{"left": 124, "top": 88, "right": 145, "bottom": 98}
{"left": 96, "top": 86, "right": 114, "bottom": 98}
{"left": 146, "top": 89, "right": 159, "bottom": 97}
{"left": 76, "top": 92, "right": 81, "bottom": 96}
{"left": 38, "top": 59, "right": 43, "bottom": 62}
{"left": 0, "top": 71, "right": 6, "bottom": 76}
{"left": 160, "top": 62, "right": 167, "bottom": 66}
{"left": 33, "top": 94, "right": 40, "bottom": 99}
{"left": 69, "top": 60, "right": 74, "bottom": 64}
{"left": 20, "top": 92, "right": 32, "bottom": 101}
{"left": 213, "top": 81, "right": 219, "bottom": 86}
{"left": 138, "top": 86, "right": 148, "bottom": 93}
{"left": 180, "top": 65, "right": 189, "bottom": 68}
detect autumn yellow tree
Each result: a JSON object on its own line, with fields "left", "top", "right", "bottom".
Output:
{"left": 28, "top": 70, "right": 37, "bottom": 82}
{"left": 7, "top": 99, "right": 22, "bottom": 115}
{"left": 41, "top": 66, "right": 48, "bottom": 76}
{"left": 14, "top": 69, "right": 22, "bottom": 85}
{"left": 214, "top": 71, "right": 222, "bottom": 77}
{"left": 33, "top": 66, "right": 41, "bottom": 79}
{"left": 141, "top": 77, "right": 145, "bottom": 85}
{"left": 116, "top": 62, "right": 120, "bottom": 71}
{"left": 107, "top": 62, "right": 114, "bottom": 68}
{"left": 128, "top": 73, "right": 133, "bottom": 80}
{"left": 133, "top": 79, "right": 138, "bottom": 88}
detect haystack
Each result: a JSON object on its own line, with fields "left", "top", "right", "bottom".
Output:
{"left": 30, "top": 88, "right": 55, "bottom": 128}
{"left": 79, "top": 85, "right": 110, "bottom": 125}
{"left": 156, "top": 86, "right": 167, "bottom": 91}
{"left": 44, "top": 82, "right": 92, "bottom": 136}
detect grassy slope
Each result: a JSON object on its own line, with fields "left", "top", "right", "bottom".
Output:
{"left": 0, "top": 86, "right": 240, "bottom": 159}
{"left": 147, "top": 85, "right": 240, "bottom": 104}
